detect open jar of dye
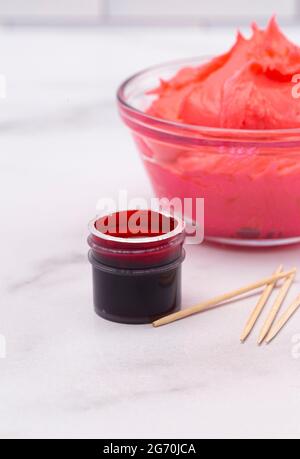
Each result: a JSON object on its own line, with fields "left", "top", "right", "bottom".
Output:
{"left": 88, "top": 209, "right": 185, "bottom": 324}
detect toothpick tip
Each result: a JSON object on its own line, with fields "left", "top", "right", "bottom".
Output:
{"left": 264, "top": 332, "right": 273, "bottom": 343}
{"left": 240, "top": 331, "right": 249, "bottom": 342}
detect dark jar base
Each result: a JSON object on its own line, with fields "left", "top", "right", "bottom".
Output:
{"left": 94, "top": 304, "right": 181, "bottom": 325}
{"left": 90, "top": 252, "right": 183, "bottom": 324}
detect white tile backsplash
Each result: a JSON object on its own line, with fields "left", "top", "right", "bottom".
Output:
{"left": 0, "top": 0, "right": 102, "bottom": 17}
{"left": 0, "top": 0, "right": 298, "bottom": 24}
{"left": 109, "top": 0, "right": 296, "bottom": 18}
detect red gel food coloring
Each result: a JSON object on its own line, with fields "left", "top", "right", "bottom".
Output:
{"left": 88, "top": 210, "right": 185, "bottom": 324}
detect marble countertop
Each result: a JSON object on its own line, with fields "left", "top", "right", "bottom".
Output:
{"left": 1, "top": 25, "right": 300, "bottom": 439}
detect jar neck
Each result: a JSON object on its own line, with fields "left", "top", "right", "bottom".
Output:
{"left": 87, "top": 232, "right": 185, "bottom": 269}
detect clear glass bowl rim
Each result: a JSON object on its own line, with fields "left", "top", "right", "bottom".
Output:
{"left": 117, "top": 56, "right": 300, "bottom": 147}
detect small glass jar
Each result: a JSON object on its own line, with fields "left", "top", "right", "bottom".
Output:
{"left": 88, "top": 209, "right": 185, "bottom": 324}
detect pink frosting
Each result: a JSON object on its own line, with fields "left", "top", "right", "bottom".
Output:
{"left": 148, "top": 18, "right": 300, "bottom": 129}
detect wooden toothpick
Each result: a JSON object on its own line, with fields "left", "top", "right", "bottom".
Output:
{"left": 258, "top": 272, "right": 296, "bottom": 344}
{"left": 240, "top": 265, "right": 283, "bottom": 343}
{"left": 265, "top": 294, "right": 300, "bottom": 344}
{"left": 152, "top": 268, "right": 296, "bottom": 328}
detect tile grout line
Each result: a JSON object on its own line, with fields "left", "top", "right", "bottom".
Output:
{"left": 101, "top": 0, "right": 110, "bottom": 25}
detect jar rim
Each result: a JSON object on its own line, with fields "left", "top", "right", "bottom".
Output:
{"left": 88, "top": 209, "right": 185, "bottom": 245}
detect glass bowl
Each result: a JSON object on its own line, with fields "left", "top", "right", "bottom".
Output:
{"left": 117, "top": 57, "right": 300, "bottom": 247}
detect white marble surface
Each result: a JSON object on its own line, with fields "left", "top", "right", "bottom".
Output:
{"left": 1, "top": 25, "right": 300, "bottom": 440}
